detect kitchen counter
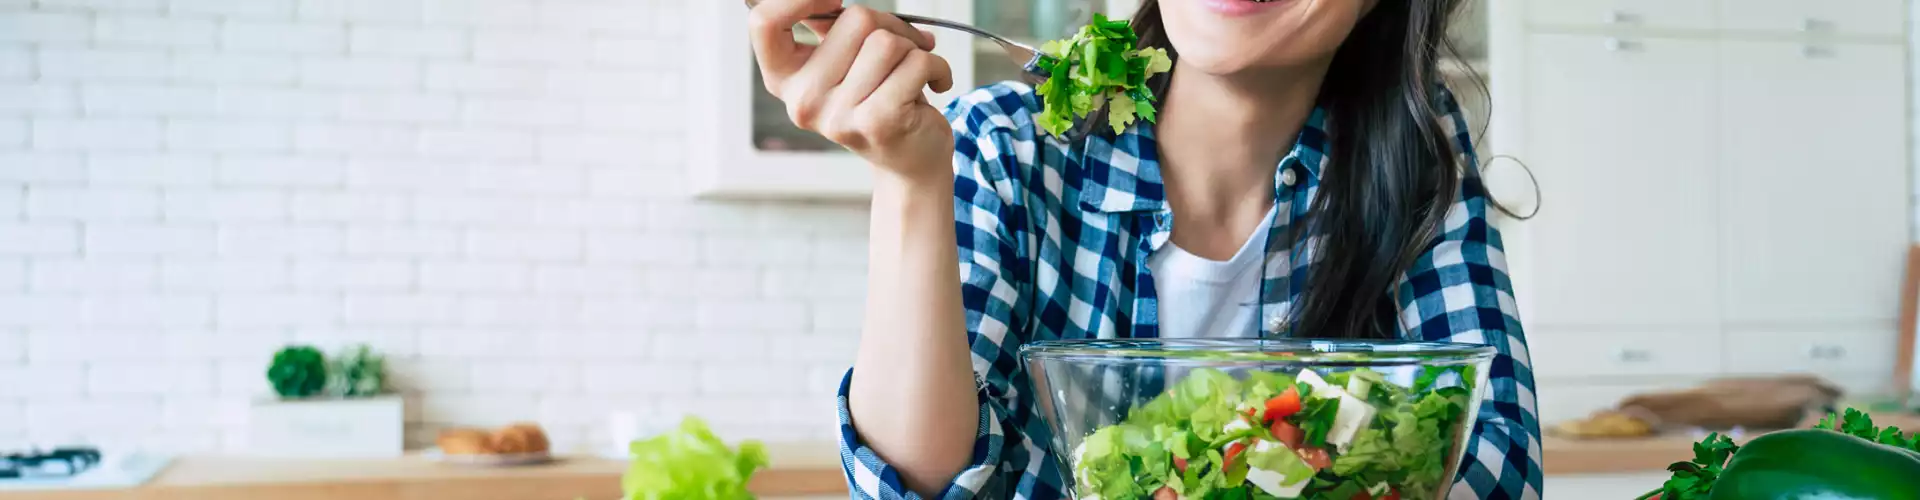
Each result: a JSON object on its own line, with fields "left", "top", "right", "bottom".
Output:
{"left": 14, "top": 417, "right": 1918, "bottom": 500}
{"left": 1545, "top": 412, "right": 1920, "bottom": 475}
{"left": 2, "top": 444, "right": 847, "bottom": 500}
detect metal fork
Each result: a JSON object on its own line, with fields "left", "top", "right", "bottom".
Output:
{"left": 743, "top": 0, "right": 1050, "bottom": 85}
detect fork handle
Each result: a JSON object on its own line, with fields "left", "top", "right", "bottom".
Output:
{"left": 804, "top": 8, "right": 1028, "bottom": 51}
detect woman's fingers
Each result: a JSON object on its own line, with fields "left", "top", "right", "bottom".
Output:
{"left": 789, "top": 6, "right": 887, "bottom": 93}
{"left": 819, "top": 31, "right": 920, "bottom": 148}
{"left": 747, "top": 0, "right": 841, "bottom": 91}
{"left": 867, "top": 50, "right": 955, "bottom": 108}
{"left": 780, "top": 6, "right": 935, "bottom": 130}
{"left": 829, "top": 31, "right": 918, "bottom": 110}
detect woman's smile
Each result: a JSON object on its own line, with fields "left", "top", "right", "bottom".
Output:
{"left": 1196, "top": 0, "right": 1296, "bottom": 17}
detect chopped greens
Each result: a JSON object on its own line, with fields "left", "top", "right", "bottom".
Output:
{"left": 1070, "top": 367, "right": 1479, "bottom": 499}
{"left": 1033, "top": 13, "right": 1173, "bottom": 137}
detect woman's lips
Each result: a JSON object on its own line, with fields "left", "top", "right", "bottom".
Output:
{"left": 1197, "top": 0, "right": 1290, "bottom": 17}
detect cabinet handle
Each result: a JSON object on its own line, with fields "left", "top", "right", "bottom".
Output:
{"left": 1802, "top": 45, "right": 1836, "bottom": 59}
{"left": 1605, "top": 38, "right": 1643, "bottom": 52}
{"left": 1807, "top": 345, "right": 1847, "bottom": 360}
{"left": 1801, "top": 18, "right": 1831, "bottom": 33}
{"left": 1616, "top": 348, "right": 1654, "bottom": 363}
{"left": 1605, "top": 10, "right": 1640, "bottom": 25}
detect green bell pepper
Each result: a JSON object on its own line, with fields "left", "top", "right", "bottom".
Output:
{"left": 1707, "top": 429, "right": 1920, "bottom": 500}
{"left": 1641, "top": 409, "right": 1920, "bottom": 500}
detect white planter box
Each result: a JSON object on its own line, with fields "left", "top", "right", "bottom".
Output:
{"left": 246, "top": 396, "right": 404, "bottom": 458}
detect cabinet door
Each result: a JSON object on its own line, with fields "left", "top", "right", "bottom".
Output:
{"left": 1530, "top": 330, "right": 1724, "bottom": 380}
{"left": 1525, "top": 0, "right": 1716, "bottom": 31}
{"left": 1721, "top": 0, "right": 1905, "bottom": 38}
{"left": 1521, "top": 34, "right": 1720, "bottom": 327}
{"left": 1722, "top": 327, "right": 1897, "bottom": 378}
{"left": 1718, "top": 41, "right": 1908, "bottom": 324}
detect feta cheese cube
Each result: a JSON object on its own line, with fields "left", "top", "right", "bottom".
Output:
{"left": 1244, "top": 440, "right": 1310, "bottom": 498}
{"left": 1296, "top": 369, "right": 1329, "bottom": 393}
{"left": 1326, "top": 391, "right": 1376, "bottom": 452}
{"left": 1344, "top": 373, "right": 1373, "bottom": 398}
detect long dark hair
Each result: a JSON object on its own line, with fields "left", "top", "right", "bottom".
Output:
{"left": 1131, "top": 0, "right": 1485, "bottom": 339}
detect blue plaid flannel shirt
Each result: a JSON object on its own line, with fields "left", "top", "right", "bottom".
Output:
{"left": 835, "top": 82, "right": 1543, "bottom": 500}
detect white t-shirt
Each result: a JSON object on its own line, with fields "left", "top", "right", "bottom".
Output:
{"left": 1148, "top": 206, "right": 1276, "bottom": 339}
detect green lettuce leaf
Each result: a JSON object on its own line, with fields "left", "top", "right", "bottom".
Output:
{"left": 623, "top": 416, "right": 768, "bottom": 500}
{"left": 1331, "top": 428, "right": 1394, "bottom": 476}
{"left": 1244, "top": 443, "right": 1314, "bottom": 484}
{"left": 1078, "top": 425, "right": 1151, "bottom": 499}
{"left": 1031, "top": 14, "right": 1174, "bottom": 137}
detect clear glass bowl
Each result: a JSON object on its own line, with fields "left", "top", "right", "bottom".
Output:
{"left": 1019, "top": 339, "right": 1495, "bottom": 500}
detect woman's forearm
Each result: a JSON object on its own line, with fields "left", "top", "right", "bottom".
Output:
{"left": 848, "top": 172, "right": 981, "bottom": 496}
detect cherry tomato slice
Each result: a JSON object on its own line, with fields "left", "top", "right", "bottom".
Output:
{"left": 1173, "top": 455, "right": 1188, "bottom": 474}
{"left": 1155, "top": 486, "right": 1179, "bottom": 500}
{"left": 1270, "top": 421, "right": 1304, "bottom": 450}
{"left": 1223, "top": 441, "right": 1248, "bottom": 469}
{"left": 1265, "top": 387, "right": 1303, "bottom": 421}
{"left": 1296, "top": 447, "right": 1332, "bottom": 471}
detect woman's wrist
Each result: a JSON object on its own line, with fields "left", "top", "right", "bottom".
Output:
{"left": 871, "top": 162, "right": 954, "bottom": 206}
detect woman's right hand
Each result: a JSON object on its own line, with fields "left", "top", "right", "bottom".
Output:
{"left": 749, "top": 0, "right": 957, "bottom": 186}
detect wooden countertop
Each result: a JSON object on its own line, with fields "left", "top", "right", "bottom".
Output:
{"left": 4, "top": 444, "right": 847, "bottom": 500}
{"left": 14, "top": 417, "right": 1918, "bottom": 500}
{"left": 1544, "top": 412, "right": 1920, "bottom": 475}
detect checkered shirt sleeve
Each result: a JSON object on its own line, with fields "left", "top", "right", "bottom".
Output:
{"left": 1405, "top": 92, "right": 1545, "bottom": 500}
{"left": 833, "top": 86, "right": 1037, "bottom": 500}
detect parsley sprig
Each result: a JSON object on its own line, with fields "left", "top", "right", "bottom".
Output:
{"left": 1821, "top": 407, "right": 1920, "bottom": 451}
{"left": 1637, "top": 433, "right": 1738, "bottom": 500}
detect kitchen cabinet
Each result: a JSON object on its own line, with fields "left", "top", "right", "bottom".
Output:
{"left": 1529, "top": 329, "right": 1723, "bottom": 379}
{"left": 1717, "top": 40, "right": 1909, "bottom": 324}
{"left": 1525, "top": 0, "right": 1717, "bottom": 32}
{"left": 1488, "top": 0, "right": 1912, "bottom": 427}
{"left": 1719, "top": 0, "right": 1907, "bottom": 38}
{"left": 1722, "top": 328, "right": 1899, "bottom": 377}
{"left": 1520, "top": 34, "right": 1719, "bottom": 328}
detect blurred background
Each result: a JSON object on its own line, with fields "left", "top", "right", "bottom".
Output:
{"left": 0, "top": 0, "right": 1914, "bottom": 498}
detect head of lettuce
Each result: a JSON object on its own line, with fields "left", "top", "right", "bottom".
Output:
{"left": 622, "top": 416, "right": 770, "bottom": 500}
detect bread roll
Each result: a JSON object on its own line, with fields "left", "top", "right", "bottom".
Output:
{"left": 437, "top": 428, "right": 494, "bottom": 455}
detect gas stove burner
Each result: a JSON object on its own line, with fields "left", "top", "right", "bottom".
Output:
{"left": 1, "top": 447, "right": 102, "bottom": 479}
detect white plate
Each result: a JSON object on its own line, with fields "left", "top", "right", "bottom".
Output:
{"left": 0, "top": 453, "right": 173, "bottom": 491}
{"left": 422, "top": 448, "right": 555, "bottom": 467}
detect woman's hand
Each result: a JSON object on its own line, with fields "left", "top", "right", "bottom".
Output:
{"left": 749, "top": 0, "right": 957, "bottom": 186}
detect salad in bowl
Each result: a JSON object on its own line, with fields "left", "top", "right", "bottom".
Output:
{"left": 1020, "top": 339, "right": 1493, "bottom": 500}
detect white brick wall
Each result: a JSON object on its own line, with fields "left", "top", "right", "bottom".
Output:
{"left": 0, "top": 0, "right": 869, "bottom": 454}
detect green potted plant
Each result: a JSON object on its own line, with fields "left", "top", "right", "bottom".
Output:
{"left": 247, "top": 343, "right": 404, "bottom": 458}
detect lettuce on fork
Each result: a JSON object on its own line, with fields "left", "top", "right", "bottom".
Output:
{"left": 1033, "top": 13, "right": 1174, "bottom": 136}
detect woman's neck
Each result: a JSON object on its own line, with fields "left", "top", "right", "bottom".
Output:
{"left": 1154, "top": 63, "right": 1327, "bottom": 258}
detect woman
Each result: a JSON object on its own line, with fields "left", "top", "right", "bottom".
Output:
{"left": 748, "top": 0, "right": 1540, "bottom": 498}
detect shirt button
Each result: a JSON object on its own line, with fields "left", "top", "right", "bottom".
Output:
{"left": 1280, "top": 168, "right": 1298, "bottom": 187}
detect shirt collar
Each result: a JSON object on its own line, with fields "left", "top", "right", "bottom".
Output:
{"left": 1078, "top": 106, "right": 1332, "bottom": 214}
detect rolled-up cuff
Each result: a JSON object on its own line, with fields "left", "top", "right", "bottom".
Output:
{"left": 835, "top": 368, "right": 1006, "bottom": 500}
